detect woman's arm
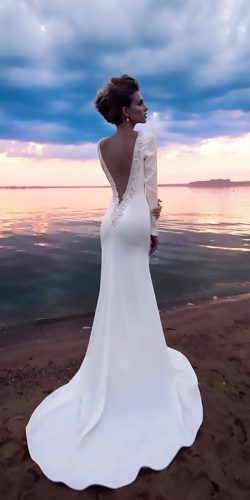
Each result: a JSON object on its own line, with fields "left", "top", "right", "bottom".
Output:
{"left": 143, "top": 134, "right": 159, "bottom": 236}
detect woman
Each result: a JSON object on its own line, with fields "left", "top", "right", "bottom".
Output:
{"left": 95, "top": 75, "right": 162, "bottom": 256}
{"left": 26, "top": 74, "right": 203, "bottom": 490}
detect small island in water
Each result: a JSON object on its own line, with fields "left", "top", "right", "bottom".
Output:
{"left": 158, "top": 179, "right": 250, "bottom": 187}
{"left": 187, "top": 179, "right": 250, "bottom": 188}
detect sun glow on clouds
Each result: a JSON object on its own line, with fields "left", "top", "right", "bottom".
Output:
{"left": 157, "top": 133, "right": 250, "bottom": 183}
{"left": 27, "top": 142, "right": 44, "bottom": 155}
{"left": 0, "top": 133, "right": 249, "bottom": 186}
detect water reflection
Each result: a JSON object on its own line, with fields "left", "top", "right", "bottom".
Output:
{"left": 0, "top": 186, "right": 249, "bottom": 329}
{"left": 0, "top": 186, "right": 250, "bottom": 237}
{"left": 198, "top": 244, "right": 250, "bottom": 252}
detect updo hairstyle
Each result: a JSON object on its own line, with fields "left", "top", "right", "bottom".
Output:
{"left": 94, "top": 74, "right": 139, "bottom": 125}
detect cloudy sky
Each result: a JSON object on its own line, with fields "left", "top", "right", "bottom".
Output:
{"left": 0, "top": 0, "right": 249, "bottom": 186}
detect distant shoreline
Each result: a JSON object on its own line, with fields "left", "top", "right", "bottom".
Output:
{"left": 1, "top": 181, "right": 250, "bottom": 189}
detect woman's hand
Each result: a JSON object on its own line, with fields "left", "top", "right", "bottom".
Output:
{"left": 149, "top": 235, "right": 159, "bottom": 255}
{"left": 151, "top": 198, "right": 162, "bottom": 220}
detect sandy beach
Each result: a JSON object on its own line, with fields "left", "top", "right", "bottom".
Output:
{"left": 0, "top": 293, "right": 249, "bottom": 500}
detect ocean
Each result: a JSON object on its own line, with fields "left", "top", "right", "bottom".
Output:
{"left": 0, "top": 186, "right": 249, "bottom": 330}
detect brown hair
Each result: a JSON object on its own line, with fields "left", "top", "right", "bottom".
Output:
{"left": 94, "top": 74, "right": 139, "bottom": 125}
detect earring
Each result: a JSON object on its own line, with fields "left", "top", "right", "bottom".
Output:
{"left": 126, "top": 117, "right": 129, "bottom": 122}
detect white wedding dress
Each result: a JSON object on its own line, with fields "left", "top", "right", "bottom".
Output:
{"left": 26, "top": 130, "right": 203, "bottom": 490}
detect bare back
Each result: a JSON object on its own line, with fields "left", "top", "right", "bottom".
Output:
{"left": 99, "top": 131, "right": 140, "bottom": 203}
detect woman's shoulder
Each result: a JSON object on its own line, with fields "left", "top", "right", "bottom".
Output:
{"left": 97, "top": 136, "right": 109, "bottom": 148}
{"left": 97, "top": 130, "right": 156, "bottom": 149}
{"left": 141, "top": 130, "right": 154, "bottom": 138}
{"left": 140, "top": 130, "right": 157, "bottom": 142}
{"left": 140, "top": 131, "right": 157, "bottom": 151}
{"left": 98, "top": 131, "right": 142, "bottom": 148}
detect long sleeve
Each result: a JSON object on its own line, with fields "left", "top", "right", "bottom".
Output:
{"left": 143, "top": 133, "right": 159, "bottom": 236}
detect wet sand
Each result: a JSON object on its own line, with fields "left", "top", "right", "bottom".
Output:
{"left": 0, "top": 293, "right": 250, "bottom": 499}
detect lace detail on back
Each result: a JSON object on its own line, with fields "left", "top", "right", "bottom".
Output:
{"left": 97, "top": 131, "right": 143, "bottom": 227}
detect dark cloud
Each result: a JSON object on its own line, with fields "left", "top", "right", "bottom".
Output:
{"left": 0, "top": 0, "right": 249, "bottom": 157}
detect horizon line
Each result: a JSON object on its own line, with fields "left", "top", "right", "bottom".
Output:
{"left": 1, "top": 179, "right": 250, "bottom": 189}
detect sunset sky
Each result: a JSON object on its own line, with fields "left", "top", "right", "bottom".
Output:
{"left": 0, "top": 0, "right": 249, "bottom": 186}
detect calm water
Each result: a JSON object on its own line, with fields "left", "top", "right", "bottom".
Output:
{"left": 0, "top": 186, "right": 249, "bottom": 330}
